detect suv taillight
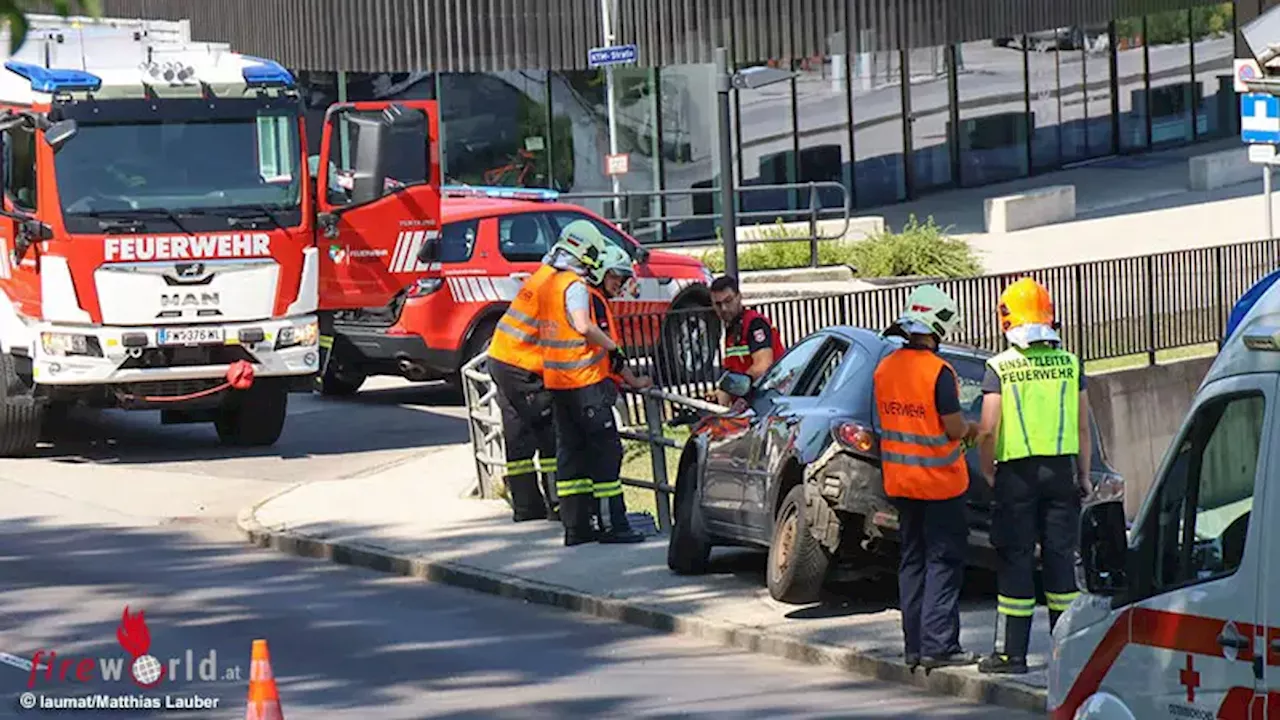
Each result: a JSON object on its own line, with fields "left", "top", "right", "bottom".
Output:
{"left": 407, "top": 278, "right": 443, "bottom": 298}
{"left": 832, "top": 420, "right": 878, "bottom": 457}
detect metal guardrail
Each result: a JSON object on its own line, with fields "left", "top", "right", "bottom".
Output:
{"left": 461, "top": 350, "right": 728, "bottom": 532}
{"left": 559, "top": 180, "right": 854, "bottom": 268}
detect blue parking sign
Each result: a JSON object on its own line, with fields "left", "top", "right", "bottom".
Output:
{"left": 1241, "top": 92, "right": 1280, "bottom": 144}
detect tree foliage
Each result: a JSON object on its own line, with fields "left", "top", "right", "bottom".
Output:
{"left": 0, "top": 0, "right": 102, "bottom": 52}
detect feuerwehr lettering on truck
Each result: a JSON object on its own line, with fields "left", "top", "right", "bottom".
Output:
{"left": 103, "top": 234, "right": 271, "bottom": 263}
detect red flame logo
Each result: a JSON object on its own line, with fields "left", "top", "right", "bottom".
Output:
{"left": 116, "top": 606, "right": 151, "bottom": 658}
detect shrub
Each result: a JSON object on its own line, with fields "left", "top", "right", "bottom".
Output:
{"left": 848, "top": 215, "right": 982, "bottom": 279}
{"left": 699, "top": 214, "right": 982, "bottom": 279}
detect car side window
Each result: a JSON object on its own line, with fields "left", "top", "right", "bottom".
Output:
{"left": 795, "top": 340, "right": 852, "bottom": 397}
{"left": 498, "top": 212, "right": 556, "bottom": 262}
{"left": 940, "top": 353, "right": 987, "bottom": 420}
{"left": 548, "top": 211, "right": 636, "bottom": 258}
{"left": 5, "top": 127, "right": 36, "bottom": 210}
{"left": 1142, "top": 393, "right": 1263, "bottom": 594}
{"left": 438, "top": 219, "right": 480, "bottom": 263}
{"left": 755, "top": 335, "right": 827, "bottom": 398}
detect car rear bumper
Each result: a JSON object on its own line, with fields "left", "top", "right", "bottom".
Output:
{"left": 332, "top": 323, "right": 460, "bottom": 377}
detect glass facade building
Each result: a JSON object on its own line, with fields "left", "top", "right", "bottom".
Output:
{"left": 100, "top": 0, "right": 1247, "bottom": 242}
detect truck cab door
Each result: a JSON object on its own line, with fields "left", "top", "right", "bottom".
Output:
{"left": 314, "top": 101, "right": 442, "bottom": 311}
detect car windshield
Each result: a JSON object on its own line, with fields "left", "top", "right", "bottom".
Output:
{"left": 54, "top": 111, "right": 301, "bottom": 218}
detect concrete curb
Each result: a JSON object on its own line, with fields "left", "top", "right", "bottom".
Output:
{"left": 236, "top": 497, "right": 1047, "bottom": 715}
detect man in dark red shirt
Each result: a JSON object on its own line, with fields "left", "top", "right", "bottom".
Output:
{"left": 709, "top": 275, "right": 783, "bottom": 405}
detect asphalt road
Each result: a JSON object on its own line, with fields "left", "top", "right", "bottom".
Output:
{"left": 0, "top": 379, "right": 1039, "bottom": 720}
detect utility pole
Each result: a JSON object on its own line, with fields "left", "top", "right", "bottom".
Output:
{"left": 600, "top": 0, "right": 622, "bottom": 219}
{"left": 714, "top": 47, "right": 738, "bottom": 278}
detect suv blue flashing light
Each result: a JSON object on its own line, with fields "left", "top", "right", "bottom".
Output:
{"left": 5, "top": 61, "right": 101, "bottom": 93}
{"left": 1226, "top": 267, "right": 1280, "bottom": 341}
{"left": 442, "top": 184, "right": 559, "bottom": 202}
{"left": 241, "top": 56, "right": 295, "bottom": 88}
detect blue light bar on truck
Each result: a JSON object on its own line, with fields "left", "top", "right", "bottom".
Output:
{"left": 1226, "top": 268, "right": 1280, "bottom": 341}
{"left": 442, "top": 185, "right": 560, "bottom": 202}
{"left": 241, "top": 57, "right": 296, "bottom": 88}
{"left": 5, "top": 61, "right": 101, "bottom": 93}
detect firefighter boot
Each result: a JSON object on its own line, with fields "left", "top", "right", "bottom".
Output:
{"left": 537, "top": 458, "right": 560, "bottom": 522}
{"left": 977, "top": 614, "right": 1031, "bottom": 675}
{"left": 595, "top": 494, "right": 645, "bottom": 544}
{"left": 505, "top": 469, "right": 548, "bottom": 522}
{"left": 560, "top": 493, "right": 597, "bottom": 547}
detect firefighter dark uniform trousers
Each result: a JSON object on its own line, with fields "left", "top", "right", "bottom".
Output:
{"left": 872, "top": 347, "right": 970, "bottom": 664}
{"left": 539, "top": 270, "right": 641, "bottom": 545}
{"left": 985, "top": 345, "right": 1083, "bottom": 666}
{"left": 486, "top": 265, "right": 561, "bottom": 522}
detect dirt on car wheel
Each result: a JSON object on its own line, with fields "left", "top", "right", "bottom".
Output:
{"left": 215, "top": 380, "right": 288, "bottom": 447}
{"left": 0, "top": 352, "right": 43, "bottom": 457}
{"left": 667, "top": 462, "right": 713, "bottom": 575}
{"left": 766, "top": 485, "right": 831, "bottom": 604}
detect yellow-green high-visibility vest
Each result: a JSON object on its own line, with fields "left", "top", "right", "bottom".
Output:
{"left": 987, "top": 344, "right": 1081, "bottom": 462}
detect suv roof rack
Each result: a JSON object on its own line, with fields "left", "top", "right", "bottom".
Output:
{"left": 441, "top": 185, "right": 559, "bottom": 202}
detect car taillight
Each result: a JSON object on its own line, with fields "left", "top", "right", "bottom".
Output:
{"left": 407, "top": 278, "right": 443, "bottom": 298}
{"left": 833, "top": 421, "right": 878, "bottom": 456}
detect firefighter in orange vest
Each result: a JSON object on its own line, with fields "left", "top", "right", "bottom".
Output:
{"left": 872, "top": 284, "right": 980, "bottom": 673}
{"left": 486, "top": 223, "right": 609, "bottom": 523}
{"left": 539, "top": 230, "right": 648, "bottom": 546}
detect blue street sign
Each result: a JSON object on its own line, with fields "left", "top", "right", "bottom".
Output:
{"left": 1241, "top": 92, "right": 1280, "bottom": 144}
{"left": 588, "top": 44, "right": 638, "bottom": 67}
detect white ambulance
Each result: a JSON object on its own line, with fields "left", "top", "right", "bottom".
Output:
{"left": 1048, "top": 268, "right": 1280, "bottom": 719}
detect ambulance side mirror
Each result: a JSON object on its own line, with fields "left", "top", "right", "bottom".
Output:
{"left": 1079, "top": 500, "right": 1128, "bottom": 596}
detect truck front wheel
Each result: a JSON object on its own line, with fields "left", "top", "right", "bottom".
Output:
{"left": 215, "top": 380, "right": 288, "bottom": 447}
{"left": 0, "top": 352, "right": 44, "bottom": 457}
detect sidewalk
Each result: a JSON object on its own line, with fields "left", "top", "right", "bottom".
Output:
{"left": 240, "top": 443, "right": 1052, "bottom": 714}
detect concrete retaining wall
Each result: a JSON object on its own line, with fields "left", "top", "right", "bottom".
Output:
{"left": 983, "top": 185, "right": 1075, "bottom": 233}
{"left": 1188, "top": 147, "right": 1256, "bottom": 191}
{"left": 1088, "top": 356, "right": 1217, "bottom": 519}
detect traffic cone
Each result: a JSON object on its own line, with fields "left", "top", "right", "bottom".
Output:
{"left": 244, "top": 639, "right": 284, "bottom": 720}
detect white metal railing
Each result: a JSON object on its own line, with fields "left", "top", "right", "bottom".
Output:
{"left": 461, "top": 351, "right": 728, "bottom": 532}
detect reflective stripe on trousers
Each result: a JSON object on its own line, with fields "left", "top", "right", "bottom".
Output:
{"left": 997, "top": 595, "right": 1036, "bottom": 617}
{"left": 592, "top": 480, "right": 623, "bottom": 499}
{"left": 1045, "top": 590, "right": 1079, "bottom": 613}
{"left": 556, "top": 478, "right": 593, "bottom": 497}
{"left": 537, "top": 457, "right": 557, "bottom": 474}
{"left": 506, "top": 458, "right": 536, "bottom": 476}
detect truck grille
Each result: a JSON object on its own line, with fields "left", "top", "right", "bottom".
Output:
{"left": 115, "top": 378, "right": 223, "bottom": 399}
{"left": 119, "top": 346, "right": 256, "bottom": 370}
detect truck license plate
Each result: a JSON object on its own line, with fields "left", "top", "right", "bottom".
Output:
{"left": 157, "top": 327, "right": 225, "bottom": 346}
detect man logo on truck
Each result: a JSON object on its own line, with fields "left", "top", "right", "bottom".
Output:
{"left": 160, "top": 292, "right": 219, "bottom": 309}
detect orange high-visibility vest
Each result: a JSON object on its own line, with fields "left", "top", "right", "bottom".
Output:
{"left": 872, "top": 348, "right": 968, "bottom": 501}
{"left": 539, "top": 270, "right": 610, "bottom": 390}
{"left": 488, "top": 264, "right": 558, "bottom": 373}
{"left": 587, "top": 284, "right": 627, "bottom": 386}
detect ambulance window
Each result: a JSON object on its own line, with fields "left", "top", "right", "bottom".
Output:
{"left": 4, "top": 128, "right": 36, "bottom": 210}
{"left": 1149, "top": 393, "right": 1263, "bottom": 591}
{"left": 497, "top": 213, "right": 555, "bottom": 262}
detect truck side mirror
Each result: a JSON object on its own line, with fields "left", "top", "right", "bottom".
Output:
{"left": 717, "top": 371, "right": 752, "bottom": 399}
{"left": 43, "top": 119, "right": 77, "bottom": 151}
{"left": 346, "top": 114, "right": 390, "bottom": 207}
{"left": 1079, "top": 500, "right": 1129, "bottom": 596}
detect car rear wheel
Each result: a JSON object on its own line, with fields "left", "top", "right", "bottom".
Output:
{"left": 318, "top": 359, "right": 366, "bottom": 397}
{"left": 668, "top": 459, "right": 713, "bottom": 575}
{"left": 449, "top": 317, "right": 498, "bottom": 391}
{"left": 767, "top": 485, "right": 831, "bottom": 604}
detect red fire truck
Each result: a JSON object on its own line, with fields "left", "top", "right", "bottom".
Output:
{"left": 316, "top": 185, "right": 718, "bottom": 395}
{"left": 0, "top": 15, "right": 441, "bottom": 455}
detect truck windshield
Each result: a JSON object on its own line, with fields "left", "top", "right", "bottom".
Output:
{"left": 54, "top": 111, "right": 301, "bottom": 220}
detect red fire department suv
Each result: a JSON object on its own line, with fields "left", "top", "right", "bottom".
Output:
{"left": 318, "top": 186, "right": 717, "bottom": 395}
